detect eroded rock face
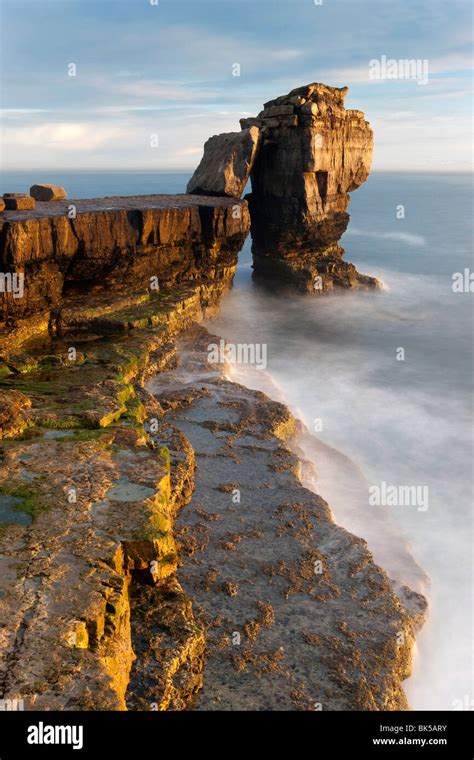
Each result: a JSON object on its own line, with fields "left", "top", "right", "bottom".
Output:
{"left": 244, "top": 83, "right": 380, "bottom": 293}
{"left": 0, "top": 285, "right": 215, "bottom": 710}
{"left": 0, "top": 194, "right": 250, "bottom": 326}
{"left": 187, "top": 127, "right": 260, "bottom": 198}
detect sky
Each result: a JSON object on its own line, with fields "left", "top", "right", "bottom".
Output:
{"left": 0, "top": 0, "right": 472, "bottom": 172}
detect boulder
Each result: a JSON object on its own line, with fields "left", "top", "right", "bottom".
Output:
{"left": 187, "top": 127, "right": 260, "bottom": 198}
{"left": 0, "top": 199, "right": 5, "bottom": 212}
{"left": 3, "top": 193, "right": 36, "bottom": 210}
{"left": 259, "top": 104, "right": 295, "bottom": 119}
{"left": 30, "top": 183, "right": 67, "bottom": 201}
{"left": 239, "top": 117, "right": 262, "bottom": 130}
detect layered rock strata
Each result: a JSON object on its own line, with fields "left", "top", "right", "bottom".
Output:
{"left": 0, "top": 195, "right": 249, "bottom": 708}
{"left": 0, "top": 283, "right": 227, "bottom": 710}
{"left": 0, "top": 194, "right": 250, "bottom": 326}
{"left": 187, "top": 82, "right": 379, "bottom": 294}
{"left": 0, "top": 273, "right": 426, "bottom": 710}
{"left": 245, "top": 84, "right": 379, "bottom": 293}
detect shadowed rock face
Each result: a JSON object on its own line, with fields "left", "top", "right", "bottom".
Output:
{"left": 244, "top": 83, "right": 380, "bottom": 293}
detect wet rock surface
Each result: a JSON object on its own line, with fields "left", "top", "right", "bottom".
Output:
{"left": 148, "top": 327, "right": 426, "bottom": 710}
{"left": 0, "top": 277, "right": 427, "bottom": 711}
{"left": 0, "top": 277, "right": 235, "bottom": 709}
{"left": 0, "top": 282, "right": 210, "bottom": 710}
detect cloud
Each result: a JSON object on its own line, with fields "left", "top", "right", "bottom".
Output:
{"left": 1, "top": 108, "right": 52, "bottom": 115}
{"left": 2, "top": 122, "right": 126, "bottom": 155}
{"left": 268, "top": 49, "right": 304, "bottom": 62}
{"left": 175, "top": 146, "right": 203, "bottom": 157}
{"left": 116, "top": 80, "right": 221, "bottom": 102}
{"left": 1, "top": 0, "right": 472, "bottom": 170}
{"left": 0, "top": 111, "right": 241, "bottom": 170}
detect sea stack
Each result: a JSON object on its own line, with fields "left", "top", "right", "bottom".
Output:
{"left": 188, "top": 82, "right": 380, "bottom": 294}
{"left": 247, "top": 83, "right": 379, "bottom": 292}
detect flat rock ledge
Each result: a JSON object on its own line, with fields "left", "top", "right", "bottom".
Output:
{"left": 0, "top": 270, "right": 427, "bottom": 710}
{"left": 148, "top": 327, "right": 427, "bottom": 710}
{"left": 0, "top": 194, "right": 250, "bottom": 328}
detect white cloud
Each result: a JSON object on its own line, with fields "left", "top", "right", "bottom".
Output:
{"left": 175, "top": 146, "right": 203, "bottom": 157}
{"left": 1, "top": 108, "right": 52, "bottom": 115}
{"left": 2, "top": 122, "right": 127, "bottom": 157}
{"left": 269, "top": 49, "right": 304, "bottom": 62}
{"left": 116, "top": 80, "right": 221, "bottom": 102}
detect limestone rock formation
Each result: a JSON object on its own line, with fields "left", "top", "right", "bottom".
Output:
{"left": 30, "top": 183, "right": 67, "bottom": 201}
{"left": 0, "top": 84, "right": 423, "bottom": 713}
{"left": 148, "top": 326, "right": 427, "bottom": 710}
{"left": 0, "top": 194, "right": 250, "bottom": 328}
{"left": 0, "top": 291, "right": 426, "bottom": 711}
{"left": 187, "top": 127, "right": 260, "bottom": 198}
{"left": 3, "top": 193, "right": 36, "bottom": 211}
{"left": 244, "top": 83, "right": 379, "bottom": 293}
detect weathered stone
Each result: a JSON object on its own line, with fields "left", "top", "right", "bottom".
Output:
{"left": 289, "top": 95, "right": 306, "bottom": 106}
{"left": 299, "top": 114, "right": 324, "bottom": 127}
{"left": 277, "top": 115, "right": 299, "bottom": 128}
{"left": 187, "top": 127, "right": 260, "bottom": 198}
{"left": 259, "top": 104, "right": 294, "bottom": 119}
{"left": 0, "top": 194, "right": 250, "bottom": 324}
{"left": 30, "top": 183, "right": 67, "bottom": 201}
{"left": 262, "top": 118, "right": 280, "bottom": 129}
{"left": 301, "top": 101, "right": 320, "bottom": 115}
{"left": 239, "top": 117, "right": 262, "bottom": 130}
{"left": 246, "top": 82, "right": 378, "bottom": 293}
{"left": 0, "top": 389, "right": 32, "bottom": 439}
{"left": 0, "top": 199, "right": 5, "bottom": 212}
{"left": 3, "top": 194, "right": 36, "bottom": 210}
{"left": 148, "top": 326, "right": 427, "bottom": 710}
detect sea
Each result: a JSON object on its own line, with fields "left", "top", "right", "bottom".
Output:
{"left": 2, "top": 169, "right": 472, "bottom": 711}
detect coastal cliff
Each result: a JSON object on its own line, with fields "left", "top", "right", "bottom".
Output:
{"left": 0, "top": 297, "right": 426, "bottom": 710}
{"left": 0, "top": 195, "right": 249, "bottom": 327}
{"left": 0, "top": 83, "right": 426, "bottom": 711}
